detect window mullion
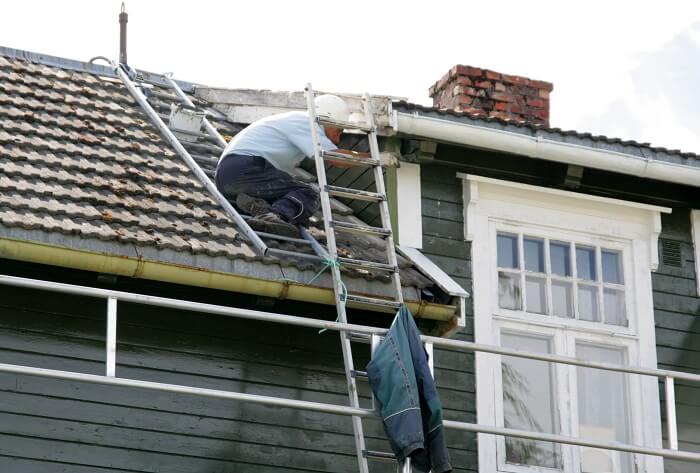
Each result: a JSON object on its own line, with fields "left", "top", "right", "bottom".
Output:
{"left": 596, "top": 246, "right": 605, "bottom": 324}
{"left": 571, "top": 241, "right": 579, "bottom": 320}
{"left": 518, "top": 233, "right": 526, "bottom": 312}
{"left": 544, "top": 237, "right": 553, "bottom": 316}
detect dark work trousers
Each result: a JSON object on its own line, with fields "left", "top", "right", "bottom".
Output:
{"left": 215, "top": 154, "right": 319, "bottom": 225}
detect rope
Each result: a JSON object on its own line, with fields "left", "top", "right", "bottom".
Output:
{"left": 307, "top": 256, "right": 347, "bottom": 334}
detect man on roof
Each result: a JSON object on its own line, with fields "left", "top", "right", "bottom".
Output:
{"left": 215, "top": 94, "right": 367, "bottom": 237}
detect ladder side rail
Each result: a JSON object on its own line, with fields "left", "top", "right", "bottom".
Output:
{"left": 363, "top": 94, "right": 404, "bottom": 303}
{"left": 305, "top": 83, "right": 345, "bottom": 291}
{"left": 305, "top": 84, "right": 370, "bottom": 473}
{"left": 113, "top": 64, "right": 269, "bottom": 256}
{"left": 163, "top": 74, "right": 228, "bottom": 148}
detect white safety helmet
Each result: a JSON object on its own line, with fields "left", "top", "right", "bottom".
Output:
{"left": 314, "top": 94, "right": 350, "bottom": 123}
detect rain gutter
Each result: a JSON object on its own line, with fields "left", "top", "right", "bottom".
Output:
{"left": 0, "top": 236, "right": 457, "bottom": 322}
{"left": 396, "top": 112, "right": 700, "bottom": 188}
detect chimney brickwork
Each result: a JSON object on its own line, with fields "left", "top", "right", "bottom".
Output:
{"left": 429, "top": 65, "right": 553, "bottom": 126}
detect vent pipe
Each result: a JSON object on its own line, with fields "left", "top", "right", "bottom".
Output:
{"left": 118, "top": 2, "right": 128, "bottom": 65}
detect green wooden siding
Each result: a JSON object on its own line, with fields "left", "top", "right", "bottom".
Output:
{"left": 420, "top": 163, "right": 477, "bottom": 471}
{"left": 654, "top": 209, "right": 700, "bottom": 473}
{"left": 0, "top": 269, "right": 475, "bottom": 472}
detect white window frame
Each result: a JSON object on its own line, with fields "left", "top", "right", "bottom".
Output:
{"left": 458, "top": 173, "right": 671, "bottom": 473}
{"left": 491, "top": 223, "right": 635, "bottom": 332}
{"left": 394, "top": 162, "right": 423, "bottom": 248}
{"left": 691, "top": 210, "right": 700, "bottom": 296}
{"left": 493, "top": 321, "right": 572, "bottom": 473}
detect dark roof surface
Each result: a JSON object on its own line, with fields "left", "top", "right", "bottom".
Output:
{"left": 0, "top": 51, "right": 433, "bottom": 300}
{"left": 395, "top": 101, "right": 700, "bottom": 166}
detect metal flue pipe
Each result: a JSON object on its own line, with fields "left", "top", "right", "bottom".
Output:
{"left": 118, "top": 3, "right": 128, "bottom": 65}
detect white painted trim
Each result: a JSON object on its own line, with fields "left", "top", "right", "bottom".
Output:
{"left": 462, "top": 178, "right": 479, "bottom": 241}
{"left": 464, "top": 175, "right": 664, "bottom": 473}
{"left": 397, "top": 111, "right": 700, "bottom": 188}
{"left": 692, "top": 210, "right": 700, "bottom": 296}
{"left": 457, "top": 173, "right": 672, "bottom": 214}
{"left": 396, "top": 162, "right": 423, "bottom": 248}
{"left": 397, "top": 246, "right": 468, "bottom": 297}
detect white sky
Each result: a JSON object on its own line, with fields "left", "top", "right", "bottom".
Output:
{"left": 3, "top": 1, "right": 700, "bottom": 153}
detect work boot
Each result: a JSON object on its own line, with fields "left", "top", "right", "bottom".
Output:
{"left": 249, "top": 212, "right": 300, "bottom": 238}
{"left": 236, "top": 194, "right": 271, "bottom": 217}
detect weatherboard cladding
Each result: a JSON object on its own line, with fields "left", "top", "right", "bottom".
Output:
{"left": 0, "top": 274, "right": 476, "bottom": 472}
{"left": 653, "top": 209, "right": 700, "bottom": 472}
{"left": 0, "top": 53, "right": 432, "bottom": 293}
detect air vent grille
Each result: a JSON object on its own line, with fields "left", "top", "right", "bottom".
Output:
{"left": 661, "top": 240, "right": 682, "bottom": 268}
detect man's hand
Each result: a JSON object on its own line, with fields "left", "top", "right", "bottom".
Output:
{"left": 327, "top": 149, "right": 371, "bottom": 168}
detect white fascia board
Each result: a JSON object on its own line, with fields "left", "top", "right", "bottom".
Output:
{"left": 396, "top": 162, "right": 423, "bottom": 249}
{"left": 397, "top": 246, "right": 469, "bottom": 298}
{"left": 397, "top": 112, "right": 700, "bottom": 188}
{"left": 692, "top": 210, "right": 700, "bottom": 296}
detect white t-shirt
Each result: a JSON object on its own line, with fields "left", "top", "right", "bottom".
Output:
{"left": 221, "top": 111, "right": 337, "bottom": 173}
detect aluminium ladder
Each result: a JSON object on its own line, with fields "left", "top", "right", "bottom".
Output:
{"left": 116, "top": 62, "right": 412, "bottom": 471}
{"left": 305, "top": 84, "right": 407, "bottom": 473}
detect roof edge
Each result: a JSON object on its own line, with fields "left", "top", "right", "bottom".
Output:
{"left": 396, "top": 111, "right": 700, "bottom": 188}
{"left": 0, "top": 235, "right": 458, "bottom": 323}
{"left": 0, "top": 45, "right": 197, "bottom": 93}
{"left": 394, "top": 101, "right": 700, "bottom": 161}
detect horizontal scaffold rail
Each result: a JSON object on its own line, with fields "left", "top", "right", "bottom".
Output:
{"left": 0, "top": 274, "right": 698, "bottom": 463}
{"left": 1, "top": 275, "right": 698, "bottom": 383}
{"left": 0, "top": 361, "right": 697, "bottom": 463}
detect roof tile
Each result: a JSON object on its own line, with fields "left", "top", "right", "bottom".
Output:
{"left": 0, "top": 54, "right": 434, "bottom": 292}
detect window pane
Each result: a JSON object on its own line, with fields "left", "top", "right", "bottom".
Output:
{"left": 550, "top": 241, "right": 571, "bottom": 277}
{"left": 501, "top": 333, "right": 562, "bottom": 469}
{"left": 578, "top": 284, "right": 600, "bottom": 321}
{"left": 499, "top": 272, "right": 521, "bottom": 310}
{"left": 552, "top": 280, "right": 573, "bottom": 318}
{"left": 604, "top": 289, "right": 627, "bottom": 326}
{"left": 576, "top": 246, "right": 597, "bottom": 281}
{"left": 576, "top": 343, "right": 632, "bottom": 473}
{"left": 602, "top": 250, "right": 623, "bottom": 284}
{"left": 498, "top": 234, "right": 519, "bottom": 269}
{"left": 524, "top": 238, "right": 545, "bottom": 273}
{"left": 525, "top": 276, "right": 547, "bottom": 314}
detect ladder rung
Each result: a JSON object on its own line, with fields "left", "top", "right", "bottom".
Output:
{"left": 325, "top": 185, "right": 385, "bottom": 202}
{"left": 347, "top": 332, "right": 372, "bottom": 344}
{"left": 346, "top": 294, "right": 402, "bottom": 310}
{"left": 321, "top": 150, "right": 378, "bottom": 168}
{"left": 338, "top": 257, "right": 397, "bottom": 272}
{"left": 332, "top": 221, "right": 391, "bottom": 238}
{"left": 363, "top": 450, "right": 397, "bottom": 462}
{"left": 266, "top": 248, "right": 323, "bottom": 262}
{"left": 256, "top": 231, "right": 314, "bottom": 245}
{"left": 351, "top": 369, "right": 368, "bottom": 379}
{"left": 317, "top": 116, "right": 373, "bottom": 133}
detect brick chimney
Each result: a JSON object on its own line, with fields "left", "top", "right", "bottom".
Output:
{"left": 429, "top": 65, "right": 553, "bottom": 126}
